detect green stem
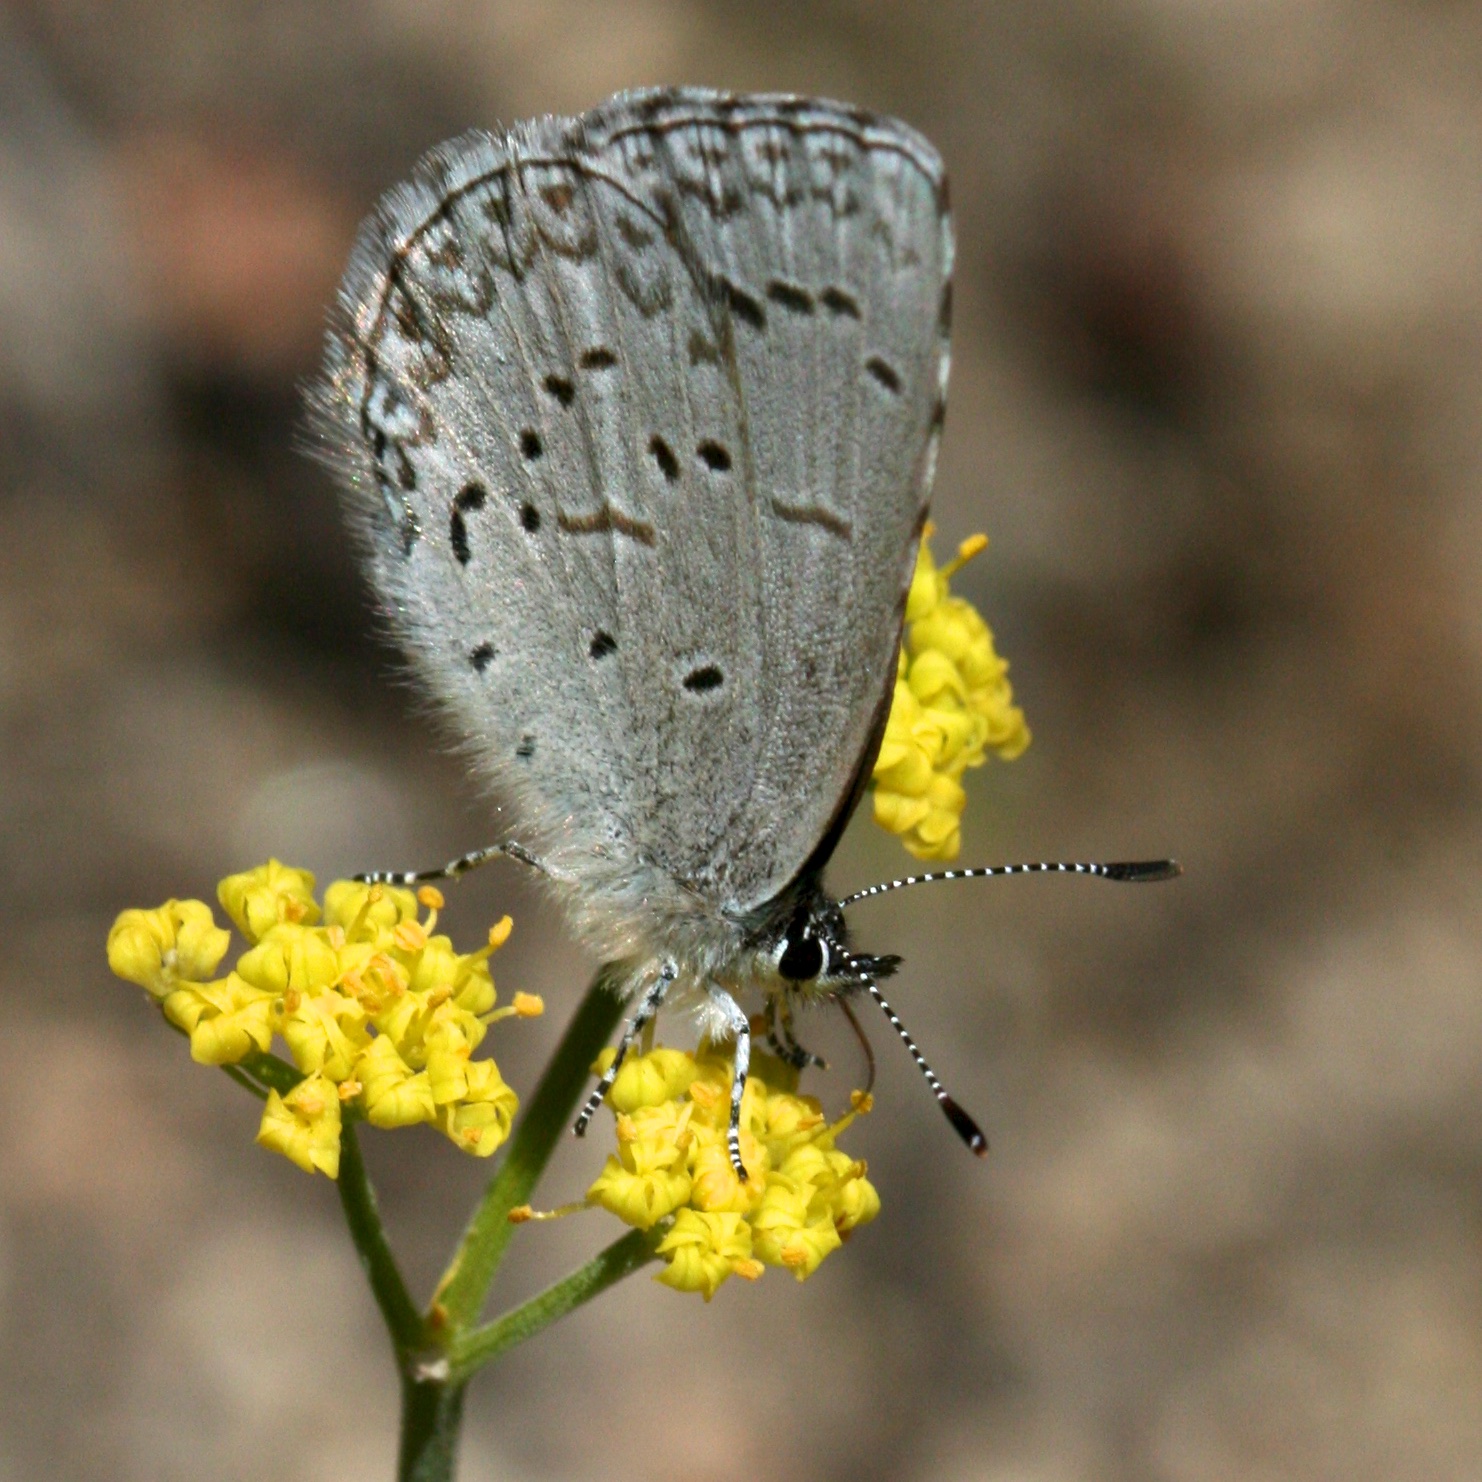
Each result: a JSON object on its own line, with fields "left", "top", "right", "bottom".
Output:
{"left": 398, "top": 1374, "right": 466, "bottom": 1482}
{"left": 337, "top": 1120, "right": 425, "bottom": 1355}
{"left": 446, "top": 1227, "right": 661, "bottom": 1383}
{"left": 228, "top": 1047, "right": 303, "bottom": 1097}
{"left": 220, "top": 1064, "right": 269, "bottom": 1100}
{"left": 434, "top": 967, "right": 626, "bottom": 1328}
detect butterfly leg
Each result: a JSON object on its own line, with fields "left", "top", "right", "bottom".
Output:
{"left": 761, "top": 996, "right": 796, "bottom": 1063}
{"left": 572, "top": 962, "right": 678, "bottom": 1137}
{"left": 707, "top": 986, "right": 753, "bottom": 1181}
{"left": 356, "top": 840, "right": 550, "bottom": 887}
{"left": 771, "top": 993, "right": 827, "bottom": 1070}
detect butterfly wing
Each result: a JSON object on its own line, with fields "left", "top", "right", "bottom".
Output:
{"left": 313, "top": 89, "right": 951, "bottom": 931}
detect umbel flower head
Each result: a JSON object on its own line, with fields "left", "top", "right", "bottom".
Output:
{"left": 873, "top": 527, "right": 1030, "bottom": 860}
{"left": 107, "top": 861, "right": 541, "bottom": 1177}
{"left": 584, "top": 1044, "right": 880, "bottom": 1299}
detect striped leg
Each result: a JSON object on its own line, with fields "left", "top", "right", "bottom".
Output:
{"left": 709, "top": 986, "right": 752, "bottom": 1181}
{"left": 762, "top": 996, "right": 796, "bottom": 1065}
{"left": 572, "top": 962, "right": 678, "bottom": 1136}
{"left": 356, "top": 839, "right": 550, "bottom": 887}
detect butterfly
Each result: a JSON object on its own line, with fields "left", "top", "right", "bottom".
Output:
{"left": 311, "top": 88, "right": 1176, "bottom": 1178}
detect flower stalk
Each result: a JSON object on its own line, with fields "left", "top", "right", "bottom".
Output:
{"left": 336, "top": 1119, "right": 423, "bottom": 1357}
{"left": 433, "top": 966, "right": 628, "bottom": 1329}
{"left": 378, "top": 969, "right": 652, "bottom": 1481}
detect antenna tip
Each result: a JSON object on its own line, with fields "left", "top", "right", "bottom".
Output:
{"left": 941, "top": 1095, "right": 989, "bottom": 1157}
{"left": 1103, "top": 859, "right": 1181, "bottom": 883}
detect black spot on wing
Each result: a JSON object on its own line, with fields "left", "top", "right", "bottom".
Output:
{"left": 519, "top": 429, "right": 543, "bottom": 460}
{"left": 470, "top": 642, "right": 495, "bottom": 672}
{"left": 649, "top": 435, "right": 680, "bottom": 482}
{"left": 683, "top": 664, "right": 723, "bottom": 693}
{"left": 579, "top": 346, "right": 618, "bottom": 370}
{"left": 589, "top": 630, "right": 617, "bottom": 659}
{"left": 455, "top": 482, "right": 486, "bottom": 511}
{"left": 516, "top": 734, "right": 536, "bottom": 759}
{"left": 450, "top": 510, "right": 470, "bottom": 565}
{"left": 542, "top": 374, "right": 575, "bottom": 406}
{"left": 520, "top": 502, "right": 541, "bottom": 533}
{"left": 721, "top": 279, "right": 766, "bottom": 330}
{"left": 820, "top": 285, "right": 861, "bottom": 319}
{"left": 766, "top": 280, "right": 814, "bottom": 314}
{"left": 697, "top": 440, "right": 731, "bottom": 472}
{"left": 866, "top": 356, "right": 901, "bottom": 393}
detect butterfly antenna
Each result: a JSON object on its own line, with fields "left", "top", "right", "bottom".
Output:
{"left": 841, "top": 952, "right": 987, "bottom": 1157}
{"left": 836, "top": 858, "right": 1180, "bottom": 909}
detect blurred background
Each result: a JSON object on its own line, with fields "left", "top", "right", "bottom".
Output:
{"left": 4, "top": 1, "right": 1482, "bottom": 1478}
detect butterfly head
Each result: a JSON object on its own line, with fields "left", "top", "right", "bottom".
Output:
{"left": 756, "top": 888, "right": 901, "bottom": 1000}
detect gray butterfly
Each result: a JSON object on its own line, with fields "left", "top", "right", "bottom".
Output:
{"left": 312, "top": 88, "right": 1175, "bottom": 1177}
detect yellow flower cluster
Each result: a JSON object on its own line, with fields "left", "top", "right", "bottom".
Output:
{"left": 873, "top": 527, "right": 1031, "bottom": 860}
{"left": 584, "top": 1045, "right": 879, "bottom": 1300}
{"left": 106, "top": 860, "right": 540, "bottom": 1178}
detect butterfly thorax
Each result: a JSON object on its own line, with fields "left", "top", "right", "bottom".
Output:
{"left": 551, "top": 854, "right": 863, "bottom": 1015}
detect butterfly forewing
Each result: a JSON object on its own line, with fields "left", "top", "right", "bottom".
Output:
{"left": 314, "top": 88, "right": 952, "bottom": 936}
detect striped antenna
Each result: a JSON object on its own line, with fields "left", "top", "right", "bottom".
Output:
{"left": 836, "top": 858, "right": 1180, "bottom": 910}
{"left": 840, "top": 951, "right": 988, "bottom": 1157}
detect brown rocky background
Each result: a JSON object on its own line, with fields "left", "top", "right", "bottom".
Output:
{"left": 3, "top": 1, "right": 1480, "bottom": 1478}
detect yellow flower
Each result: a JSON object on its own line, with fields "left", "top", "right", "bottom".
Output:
{"left": 654, "top": 1211, "right": 763, "bottom": 1300}
{"left": 585, "top": 1044, "right": 879, "bottom": 1295}
{"left": 217, "top": 860, "right": 319, "bottom": 943}
{"left": 750, "top": 1173, "right": 842, "bottom": 1279}
{"left": 234, "top": 923, "right": 340, "bottom": 999}
{"left": 323, "top": 879, "right": 419, "bottom": 937}
{"left": 257, "top": 1072, "right": 342, "bottom": 1177}
{"left": 687, "top": 1126, "right": 766, "bottom": 1214}
{"left": 106, "top": 900, "right": 230, "bottom": 999}
{"left": 109, "top": 864, "right": 532, "bottom": 1176}
{"left": 587, "top": 1102, "right": 695, "bottom": 1228}
{"left": 594, "top": 1045, "right": 700, "bottom": 1114}
{"left": 754, "top": 1091, "right": 829, "bottom": 1162}
{"left": 356, "top": 1035, "right": 436, "bottom": 1129}
{"left": 162, "top": 972, "right": 276, "bottom": 1065}
{"left": 279, "top": 987, "right": 368, "bottom": 1081}
{"left": 435, "top": 1057, "right": 518, "bottom": 1157}
{"left": 827, "top": 1152, "right": 881, "bottom": 1231}
{"left": 873, "top": 528, "right": 1030, "bottom": 860}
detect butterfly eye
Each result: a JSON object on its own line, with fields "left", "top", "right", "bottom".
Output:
{"left": 776, "top": 933, "right": 827, "bottom": 982}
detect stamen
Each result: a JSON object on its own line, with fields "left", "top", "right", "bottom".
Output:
{"left": 507, "top": 1201, "right": 587, "bottom": 1223}
{"left": 940, "top": 531, "right": 988, "bottom": 576}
